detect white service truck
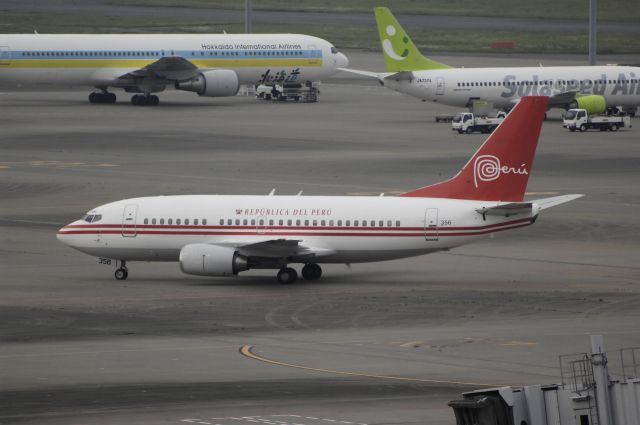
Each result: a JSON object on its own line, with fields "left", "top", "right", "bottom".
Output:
{"left": 563, "top": 108, "right": 631, "bottom": 132}
{"left": 452, "top": 112, "right": 503, "bottom": 134}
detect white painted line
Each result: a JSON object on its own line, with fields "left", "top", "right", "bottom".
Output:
{"left": 306, "top": 418, "right": 318, "bottom": 420}
{"left": 322, "top": 420, "right": 336, "bottom": 423}
{"left": 198, "top": 422, "right": 212, "bottom": 425}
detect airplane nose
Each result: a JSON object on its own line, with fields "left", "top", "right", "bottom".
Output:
{"left": 337, "top": 52, "right": 349, "bottom": 68}
{"left": 56, "top": 225, "right": 73, "bottom": 246}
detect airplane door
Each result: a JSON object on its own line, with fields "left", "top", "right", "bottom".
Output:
{"left": 122, "top": 204, "right": 138, "bottom": 237}
{"left": 435, "top": 77, "right": 445, "bottom": 95}
{"left": 424, "top": 208, "right": 439, "bottom": 241}
{"left": 0, "top": 46, "right": 10, "bottom": 66}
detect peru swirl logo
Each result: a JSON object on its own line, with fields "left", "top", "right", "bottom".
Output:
{"left": 473, "top": 155, "right": 529, "bottom": 188}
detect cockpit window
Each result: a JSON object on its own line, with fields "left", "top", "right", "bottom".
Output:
{"left": 82, "top": 214, "right": 102, "bottom": 223}
{"left": 331, "top": 47, "right": 339, "bottom": 54}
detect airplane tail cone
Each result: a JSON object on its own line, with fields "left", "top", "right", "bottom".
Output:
{"left": 401, "top": 96, "right": 549, "bottom": 202}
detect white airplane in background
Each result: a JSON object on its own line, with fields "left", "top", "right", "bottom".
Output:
{"left": 0, "top": 33, "right": 348, "bottom": 105}
{"left": 57, "top": 96, "right": 582, "bottom": 284}
{"left": 341, "top": 7, "right": 640, "bottom": 116}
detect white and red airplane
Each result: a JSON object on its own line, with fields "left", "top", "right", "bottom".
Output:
{"left": 57, "top": 96, "right": 582, "bottom": 283}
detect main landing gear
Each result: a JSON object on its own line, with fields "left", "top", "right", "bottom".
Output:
{"left": 89, "top": 91, "right": 116, "bottom": 104}
{"left": 276, "top": 263, "right": 323, "bottom": 284}
{"left": 114, "top": 261, "right": 128, "bottom": 280}
{"left": 131, "top": 94, "right": 159, "bottom": 106}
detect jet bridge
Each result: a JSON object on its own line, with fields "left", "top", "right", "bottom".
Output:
{"left": 448, "top": 335, "right": 640, "bottom": 425}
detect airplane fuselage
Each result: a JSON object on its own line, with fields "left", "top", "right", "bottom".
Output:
{"left": 56, "top": 195, "right": 537, "bottom": 264}
{"left": 0, "top": 34, "right": 348, "bottom": 89}
{"left": 384, "top": 66, "right": 640, "bottom": 108}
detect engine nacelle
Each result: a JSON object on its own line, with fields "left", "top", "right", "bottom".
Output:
{"left": 174, "top": 70, "right": 240, "bottom": 97}
{"left": 179, "top": 243, "right": 249, "bottom": 276}
{"left": 570, "top": 95, "right": 606, "bottom": 115}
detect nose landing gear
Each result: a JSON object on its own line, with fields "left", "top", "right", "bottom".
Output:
{"left": 114, "top": 261, "right": 128, "bottom": 280}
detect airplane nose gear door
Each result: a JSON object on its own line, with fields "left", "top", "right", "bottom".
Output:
{"left": 424, "top": 208, "right": 439, "bottom": 241}
{"left": 122, "top": 204, "right": 138, "bottom": 237}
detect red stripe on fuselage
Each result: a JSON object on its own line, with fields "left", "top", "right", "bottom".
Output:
{"left": 57, "top": 219, "right": 532, "bottom": 238}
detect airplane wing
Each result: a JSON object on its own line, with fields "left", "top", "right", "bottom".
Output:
{"left": 125, "top": 56, "right": 201, "bottom": 81}
{"left": 476, "top": 194, "right": 584, "bottom": 217}
{"left": 548, "top": 91, "right": 578, "bottom": 108}
{"left": 212, "top": 238, "right": 336, "bottom": 260}
{"left": 92, "top": 57, "right": 202, "bottom": 87}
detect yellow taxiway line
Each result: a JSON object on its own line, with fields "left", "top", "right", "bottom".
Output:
{"left": 239, "top": 345, "right": 503, "bottom": 387}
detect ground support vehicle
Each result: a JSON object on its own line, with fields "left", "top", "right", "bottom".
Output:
{"left": 255, "top": 83, "right": 318, "bottom": 103}
{"left": 563, "top": 108, "right": 631, "bottom": 132}
{"left": 452, "top": 112, "right": 503, "bottom": 134}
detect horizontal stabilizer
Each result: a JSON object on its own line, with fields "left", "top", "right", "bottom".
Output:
{"left": 476, "top": 202, "right": 532, "bottom": 217}
{"left": 532, "top": 194, "right": 584, "bottom": 210}
{"left": 338, "top": 67, "right": 392, "bottom": 79}
{"left": 383, "top": 71, "right": 415, "bottom": 82}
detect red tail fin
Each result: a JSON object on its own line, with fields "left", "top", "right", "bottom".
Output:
{"left": 401, "top": 96, "right": 548, "bottom": 202}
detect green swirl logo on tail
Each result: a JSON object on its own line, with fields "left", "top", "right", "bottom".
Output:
{"left": 374, "top": 7, "right": 451, "bottom": 72}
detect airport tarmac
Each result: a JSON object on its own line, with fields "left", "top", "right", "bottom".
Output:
{"left": 1, "top": 52, "right": 639, "bottom": 425}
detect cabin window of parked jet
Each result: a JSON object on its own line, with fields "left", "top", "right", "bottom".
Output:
{"left": 176, "top": 219, "right": 181, "bottom": 225}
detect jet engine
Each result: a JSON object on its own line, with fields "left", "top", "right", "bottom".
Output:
{"left": 174, "top": 70, "right": 240, "bottom": 97}
{"left": 569, "top": 95, "right": 606, "bottom": 115}
{"left": 179, "top": 243, "right": 249, "bottom": 276}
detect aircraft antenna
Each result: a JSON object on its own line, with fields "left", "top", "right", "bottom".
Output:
{"left": 268, "top": 189, "right": 275, "bottom": 196}
{"left": 296, "top": 190, "right": 303, "bottom": 196}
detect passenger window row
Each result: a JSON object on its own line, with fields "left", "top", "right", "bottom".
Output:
{"left": 143, "top": 218, "right": 208, "bottom": 226}
{"left": 457, "top": 78, "right": 638, "bottom": 87}
{"left": 22, "top": 50, "right": 308, "bottom": 58}
{"left": 24, "top": 51, "right": 161, "bottom": 57}
{"left": 218, "top": 218, "right": 402, "bottom": 227}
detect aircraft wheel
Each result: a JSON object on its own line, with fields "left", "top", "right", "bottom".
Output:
{"left": 302, "top": 263, "right": 322, "bottom": 281}
{"left": 89, "top": 92, "right": 99, "bottom": 103}
{"left": 610, "top": 123, "right": 619, "bottom": 131}
{"left": 131, "top": 95, "right": 141, "bottom": 105}
{"left": 149, "top": 95, "right": 159, "bottom": 106}
{"left": 114, "top": 268, "right": 128, "bottom": 280}
{"left": 277, "top": 267, "right": 297, "bottom": 284}
{"left": 107, "top": 92, "right": 117, "bottom": 103}
{"left": 579, "top": 124, "right": 587, "bottom": 132}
